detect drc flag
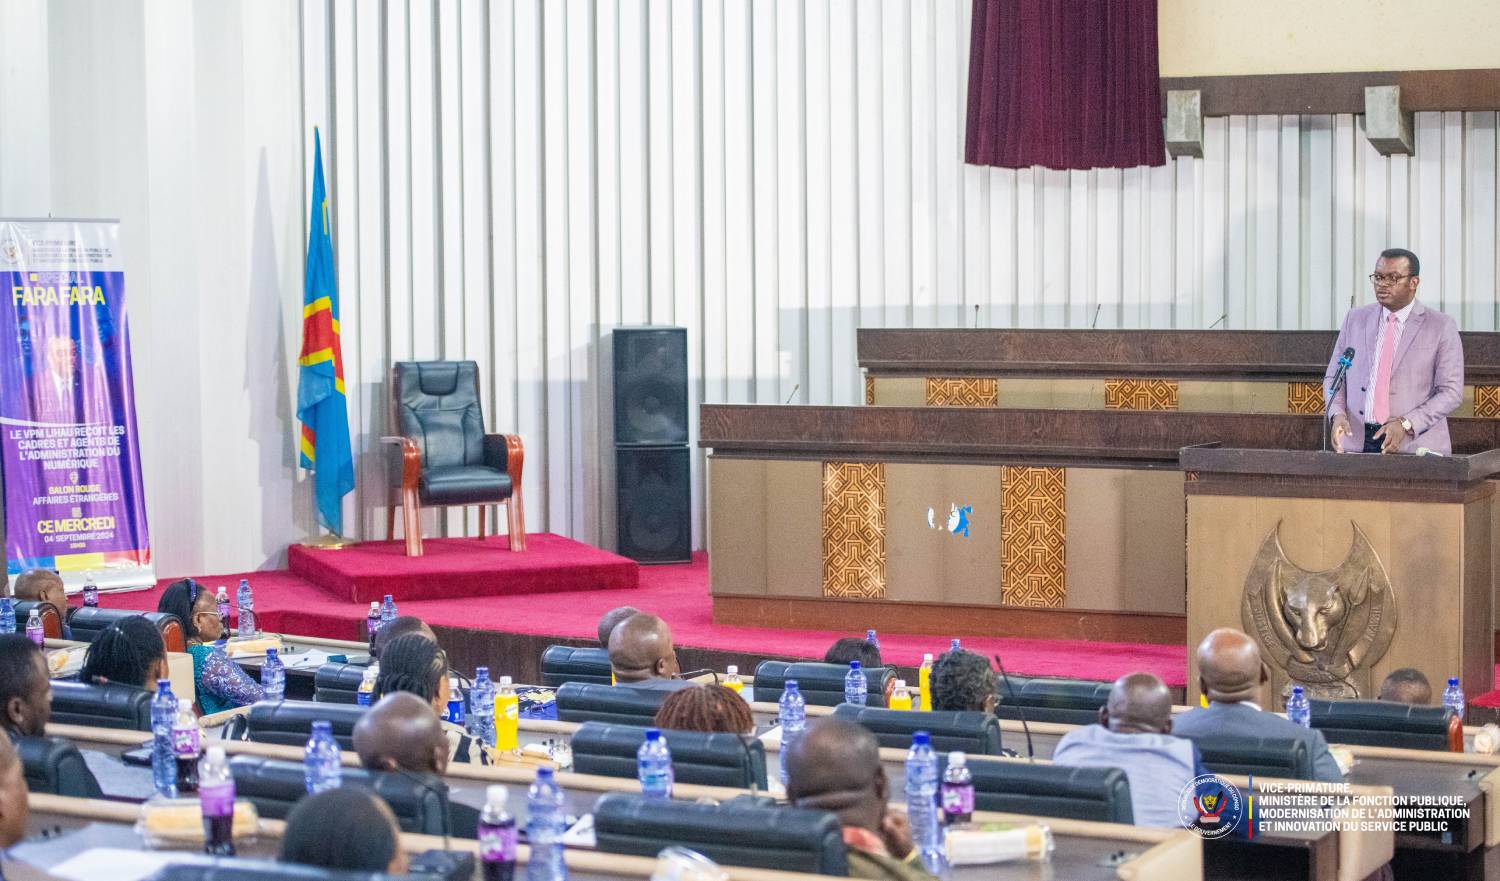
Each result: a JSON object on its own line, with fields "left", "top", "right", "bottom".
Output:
{"left": 296, "top": 128, "right": 355, "bottom": 535}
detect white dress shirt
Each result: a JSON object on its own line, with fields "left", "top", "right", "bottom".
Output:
{"left": 1362, "top": 299, "right": 1416, "bottom": 423}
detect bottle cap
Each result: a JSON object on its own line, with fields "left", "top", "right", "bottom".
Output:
{"left": 1292, "top": 686, "right": 1304, "bottom": 694}
{"left": 486, "top": 785, "right": 508, "bottom": 808}
{"left": 923, "top": 653, "right": 934, "bottom": 662}
{"left": 384, "top": 594, "right": 394, "bottom": 603}
{"left": 28, "top": 609, "right": 38, "bottom": 619}
{"left": 207, "top": 745, "right": 226, "bottom": 762}
{"left": 1450, "top": 677, "right": 1460, "bottom": 686}
{"left": 849, "top": 660, "right": 861, "bottom": 670}
{"left": 157, "top": 679, "right": 172, "bottom": 692}
{"left": 784, "top": 679, "right": 799, "bottom": 691}
{"left": 912, "top": 731, "right": 931, "bottom": 746}
{"left": 499, "top": 675, "right": 513, "bottom": 686}
{"left": 312, "top": 720, "right": 332, "bottom": 732}
{"left": 895, "top": 679, "right": 907, "bottom": 689}
{"left": 645, "top": 728, "right": 661, "bottom": 740}
{"left": 727, "top": 665, "right": 738, "bottom": 675}
{"left": 476, "top": 666, "right": 489, "bottom": 678}
{"left": 948, "top": 751, "right": 967, "bottom": 766}
{"left": 369, "top": 602, "right": 379, "bottom": 611}
{"left": 536, "top": 766, "right": 554, "bottom": 780}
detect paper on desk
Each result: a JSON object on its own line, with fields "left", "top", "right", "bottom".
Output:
{"left": 282, "top": 649, "right": 335, "bottom": 670}
{"left": 49, "top": 848, "right": 182, "bottom": 881}
{"left": 562, "top": 814, "right": 596, "bottom": 848}
{"left": 47, "top": 646, "right": 87, "bottom": 678}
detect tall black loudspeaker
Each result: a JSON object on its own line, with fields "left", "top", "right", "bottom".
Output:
{"left": 613, "top": 327, "right": 690, "bottom": 563}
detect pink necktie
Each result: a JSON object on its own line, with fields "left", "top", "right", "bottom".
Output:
{"left": 1371, "top": 312, "right": 1397, "bottom": 425}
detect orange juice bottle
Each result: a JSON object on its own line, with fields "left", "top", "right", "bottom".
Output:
{"left": 889, "top": 679, "right": 913, "bottom": 711}
{"left": 493, "top": 675, "right": 519, "bottom": 752}
{"left": 918, "top": 653, "right": 934, "bottom": 711}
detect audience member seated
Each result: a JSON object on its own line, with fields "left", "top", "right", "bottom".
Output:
{"left": 823, "top": 637, "right": 883, "bottom": 669}
{"left": 1052, "top": 673, "right": 1201, "bottom": 827}
{"left": 0, "top": 635, "right": 50, "bottom": 738}
{"left": 785, "top": 718, "right": 936, "bottom": 881}
{"left": 1172, "top": 628, "right": 1343, "bottom": 783}
{"left": 354, "top": 692, "right": 450, "bottom": 775}
{"left": 1379, "top": 667, "right": 1432, "bottom": 705}
{"left": 0, "top": 735, "right": 29, "bottom": 852}
{"left": 280, "top": 787, "right": 409, "bottom": 875}
{"left": 79, "top": 617, "right": 170, "bottom": 691}
{"left": 655, "top": 683, "right": 753, "bottom": 735}
{"left": 370, "top": 615, "right": 436, "bottom": 661}
{"left": 608, "top": 614, "right": 694, "bottom": 692}
{"left": 12, "top": 569, "right": 71, "bottom": 639}
{"left": 157, "top": 579, "right": 263, "bottom": 714}
{"left": 931, "top": 649, "right": 997, "bottom": 714}
{"left": 374, "top": 633, "right": 484, "bottom": 764}
{"left": 597, "top": 606, "right": 639, "bottom": 648}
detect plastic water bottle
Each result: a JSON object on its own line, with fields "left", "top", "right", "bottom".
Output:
{"left": 1286, "top": 686, "right": 1311, "bottom": 728}
{"left": 199, "top": 746, "right": 236, "bottom": 856}
{"left": 1444, "top": 677, "right": 1466, "bottom": 722}
{"left": 942, "top": 751, "right": 975, "bottom": 826}
{"left": 447, "top": 675, "right": 465, "bottom": 725}
{"left": 865, "top": 629, "right": 880, "bottom": 649}
{"left": 844, "top": 660, "right": 868, "bottom": 706}
{"left": 25, "top": 610, "right": 43, "bottom": 646}
{"left": 82, "top": 579, "right": 100, "bottom": 608}
{"left": 778, "top": 680, "right": 806, "bottom": 786}
{"left": 905, "top": 731, "right": 946, "bottom": 873}
{"left": 950, "top": 638, "right": 962, "bottom": 653}
{"left": 356, "top": 663, "right": 379, "bottom": 707}
{"left": 472, "top": 667, "right": 497, "bottom": 748}
{"left": 380, "top": 594, "right": 397, "bottom": 627}
{"left": 479, "top": 784, "right": 517, "bottom": 881}
{"left": 494, "top": 675, "right": 519, "bottom": 752}
{"left": 215, "top": 587, "right": 230, "bottom": 629}
{"left": 919, "top": 653, "right": 934, "bottom": 712}
{"left": 637, "top": 728, "right": 674, "bottom": 799}
{"left": 151, "top": 679, "right": 179, "bottom": 797}
{"left": 235, "top": 578, "right": 254, "bottom": 638}
{"left": 304, "top": 720, "right": 342, "bottom": 793}
{"left": 173, "top": 702, "right": 201, "bottom": 794}
{"left": 260, "top": 647, "right": 285, "bottom": 702}
{"left": 0, "top": 597, "right": 14, "bottom": 634}
{"left": 526, "top": 766, "right": 569, "bottom": 881}
{"left": 365, "top": 602, "right": 382, "bottom": 645}
{"left": 889, "top": 679, "right": 913, "bottom": 711}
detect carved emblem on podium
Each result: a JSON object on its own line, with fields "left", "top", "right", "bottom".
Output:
{"left": 1242, "top": 522, "right": 1397, "bottom": 701}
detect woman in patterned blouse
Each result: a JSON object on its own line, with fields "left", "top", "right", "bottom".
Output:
{"left": 157, "top": 579, "right": 263, "bottom": 715}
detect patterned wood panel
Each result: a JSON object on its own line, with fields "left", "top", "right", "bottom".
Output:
{"left": 1103, "top": 379, "right": 1179, "bottom": 410}
{"left": 924, "top": 377, "right": 999, "bottom": 407}
{"left": 1000, "top": 466, "right": 1066, "bottom": 607}
{"left": 822, "top": 462, "right": 886, "bottom": 598}
{"left": 1286, "top": 382, "right": 1325, "bottom": 414}
{"left": 1476, "top": 385, "right": 1500, "bottom": 418}
{"left": 865, "top": 375, "right": 875, "bottom": 405}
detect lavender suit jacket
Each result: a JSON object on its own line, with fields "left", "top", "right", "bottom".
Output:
{"left": 1324, "top": 301, "right": 1464, "bottom": 453}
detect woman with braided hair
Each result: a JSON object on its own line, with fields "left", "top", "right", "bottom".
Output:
{"left": 374, "top": 631, "right": 486, "bottom": 764}
{"left": 654, "top": 683, "right": 753, "bottom": 735}
{"left": 79, "top": 616, "right": 170, "bottom": 690}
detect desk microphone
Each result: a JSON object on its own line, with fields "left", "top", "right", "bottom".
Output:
{"left": 784, "top": 384, "right": 800, "bottom": 405}
{"left": 1208, "top": 314, "right": 1227, "bottom": 329}
{"left": 1325, "top": 347, "right": 1355, "bottom": 451}
{"left": 992, "top": 653, "right": 1034, "bottom": 761}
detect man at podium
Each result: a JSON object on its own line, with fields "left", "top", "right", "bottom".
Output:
{"left": 1326, "top": 248, "right": 1463, "bottom": 454}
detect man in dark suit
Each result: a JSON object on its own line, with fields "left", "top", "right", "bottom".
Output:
{"left": 1172, "top": 628, "right": 1344, "bottom": 784}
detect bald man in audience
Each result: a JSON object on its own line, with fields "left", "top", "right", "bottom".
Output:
{"left": 353, "top": 692, "right": 450, "bottom": 776}
{"left": 13, "top": 568, "right": 71, "bottom": 639}
{"left": 1172, "top": 628, "right": 1344, "bottom": 783}
{"left": 786, "top": 719, "right": 936, "bottom": 881}
{"left": 607, "top": 613, "right": 694, "bottom": 692}
{"left": 1052, "top": 673, "right": 1203, "bottom": 827}
{"left": 597, "top": 606, "right": 639, "bottom": 648}
{"left": 1379, "top": 668, "right": 1432, "bottom": 706}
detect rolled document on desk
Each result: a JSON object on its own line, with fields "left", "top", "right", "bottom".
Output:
{"left": 945, "top": 823, "right": 1054, "bottom": 865}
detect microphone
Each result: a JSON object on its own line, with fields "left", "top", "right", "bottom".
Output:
{"left": 973, "top": 304, "right": 980, "bottom": 328}
{"left": 1208, "top": 314, "right": 1228, "bottom": 329}
{"left": 783, "top": 384, "right": 800, "bottom": 405}
{"left": 1325, "top": 347, "right": 1355, "bottom": 452}
{"left": 992, "top": 653, "right": 1034, "bottom": 761}
{"left": 1090, "top": 303, "right": 1102, "bottom": 329}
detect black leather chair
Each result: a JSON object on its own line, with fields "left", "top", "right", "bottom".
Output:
{"left": 11, "top": 601, "right": 64, "bottom": 639}
{"left": 752, "top": 661, "right": 892, "bottom": 708}
{"left": 555, "top": 682, "right": 670, "bottom": 726}
{"left": 1310, "top": 699, "right": 1460, "bottom": 752}
{"left": 16, "top": 735, "right": 103, "bottom": 798}
{"left": 240, "top": 700, "right": 365, "bottom": 750}
{"left": 540, "top": 645, "right": 612, "bottom": 687}
{"left": 594, "top": 792, "right": 848, "bottom": 875}
{"left": 1184, "top": 734, "right": 1312, "bottom": 779}
{"left": 950, "top": 757, "right": 1133, "bottom": 824}
{"left": 995, "top": 676, "right": 1113, "bottom": 725}
{"left": 66, "top": 607, "right": 187, "bottom": 653}
{"left": 384, "top": 360, "right": 526, "bottom": 557}
{"left": 228, "top": 755, "right": 449, "bottom": 836}
{"left": 49, "top": 680, "right": 153, "bottom": 731}
{"left": 571, "top": 722, "right": 768, "bottom": 789}
{"left": 831, "top": 705, "right": 1005, "bottom": 755}
{"left": 313, "top": 662, "right": 372, "bottom": 704}
{"left": 148, "top": 862, "right": 385, "bottom": 881}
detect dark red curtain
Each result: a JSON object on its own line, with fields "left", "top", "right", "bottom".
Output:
{"left": 965, "top": 0, "right": 1165, "bottom": 170}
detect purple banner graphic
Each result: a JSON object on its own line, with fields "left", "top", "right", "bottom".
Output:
{"left": 1, "top": 220, "right": 153, "bottom": 589}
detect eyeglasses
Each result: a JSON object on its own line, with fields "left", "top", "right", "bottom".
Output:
{"left": 1369, "top": 273, "right": 1413, "bottom": 286}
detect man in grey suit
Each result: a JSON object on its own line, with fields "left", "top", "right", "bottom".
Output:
{"left": 1326, "top": 248, "right": 1464, "bottom": 454}
{"left": 1172, "top": 628, "right": 1344, "bottom": 784}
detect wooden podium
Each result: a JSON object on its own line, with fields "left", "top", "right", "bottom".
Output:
{"left": 1182, "top": 447, "right": 1500, "bottom": 708}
